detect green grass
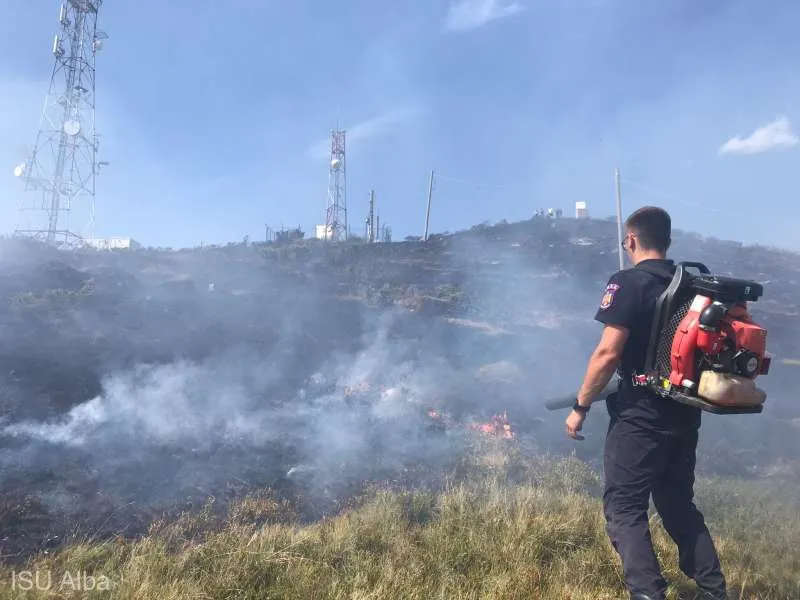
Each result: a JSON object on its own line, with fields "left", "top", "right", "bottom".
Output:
{"left": 0, "top": 444, "right": 797, "bottom": 600}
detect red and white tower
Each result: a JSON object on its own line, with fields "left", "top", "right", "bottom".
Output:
{"left": 324, "top": 129, "right": 348, "bottom": 241}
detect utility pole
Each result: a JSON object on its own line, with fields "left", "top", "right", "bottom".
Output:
{"left": 615, "top": 167, "right": 624, "bottom": 270}
{"left": 423, "top": 169, "right": 434, "bottom": 241}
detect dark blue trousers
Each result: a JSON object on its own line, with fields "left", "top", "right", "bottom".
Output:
{"left": 603, "top": 417, "right": 727, "bottom": 599}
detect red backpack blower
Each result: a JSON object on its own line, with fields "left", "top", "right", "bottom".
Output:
{"left": 546, "top": 261, "right": 771, "bottom": 415}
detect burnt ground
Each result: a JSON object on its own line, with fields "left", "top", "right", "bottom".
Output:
{"left": 1, "top": 216, "right": 799, "bottom": 564}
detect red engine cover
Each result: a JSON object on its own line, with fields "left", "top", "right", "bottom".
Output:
{"left": 669, "top": 296, "right": 768, "bottom": 387}
{"left": 723, "top": 305, "right": 767, "bottom": 357}
{"left": 669, "top": 295, "right": 711, "bottom": 386}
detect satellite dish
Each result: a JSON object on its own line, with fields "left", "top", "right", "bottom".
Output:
{"left": 13, "top": 164, "right": 25, "bottom": 178}
{"left": 331, "top": 158, "right": 341, "bottom": 170}
{"left": 94, "top": 32, "right": 108, "bottom": 53}
{"left": 64, "top": 120, "right": 81, "bottom": 136}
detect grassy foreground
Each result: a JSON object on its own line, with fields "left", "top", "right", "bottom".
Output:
{"left": 0, "top": 445, "right": 798, "bottom": 600}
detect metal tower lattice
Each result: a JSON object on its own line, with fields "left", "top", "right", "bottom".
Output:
{"left": 325, "top": 129, "right": 348, "bottom": 241}
{"left": 15, "top": 0, "right": 107, "bottom": 247}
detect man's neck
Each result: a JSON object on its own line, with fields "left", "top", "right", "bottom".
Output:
{"left": 633, "top": 252, "right": 667, "bottom": 265}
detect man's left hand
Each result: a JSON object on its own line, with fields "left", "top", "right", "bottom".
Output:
{"left": 566, "top": 410, "right": 586, "bottom": 441}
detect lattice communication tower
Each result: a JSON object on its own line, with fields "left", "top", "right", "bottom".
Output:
{"left": 325, "top": 129, "right": 348, "bottom": 241}
{"left": 14, "top": 0, "right": 107, "bottom": 247}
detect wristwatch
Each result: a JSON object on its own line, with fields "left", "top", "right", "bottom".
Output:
{"left": 572, "top": 400, "right": 590, "bottom": 414}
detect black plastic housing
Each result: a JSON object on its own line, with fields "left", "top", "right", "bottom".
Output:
{"left": 699, "top": 303, "right": 726, "bottom": 329}
{"left": 691, "top": 274, "right": 763, "bottom": 303}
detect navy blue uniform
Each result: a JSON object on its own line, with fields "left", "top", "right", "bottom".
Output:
{"left": 595, "top": 259, "right": 727, "bottom": 600}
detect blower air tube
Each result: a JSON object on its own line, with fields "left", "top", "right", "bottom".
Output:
{"left": 544, "top": 378, "right": 619, "bottom": 411}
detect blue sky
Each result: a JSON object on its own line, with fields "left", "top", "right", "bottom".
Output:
{"left": 1, "top": 0, "right": 799, "bottom": 250}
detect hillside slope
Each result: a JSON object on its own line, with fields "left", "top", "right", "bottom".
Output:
{"left": 0, "top": 216, "right": 798, "bottom": 573}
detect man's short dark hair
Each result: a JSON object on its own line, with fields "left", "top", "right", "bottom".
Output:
{"left": 625, "top": 206, "right": 671, "bottom": 253}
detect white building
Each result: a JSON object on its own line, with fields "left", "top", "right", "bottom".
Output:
{"left": 315, "top": 224, "right": 333, "bottom": 240}
{"left": 575, "top": 201, "right": 588, "bottom": 219}
{"left": 84, "top": 238, "right": 142, "bottom": 250}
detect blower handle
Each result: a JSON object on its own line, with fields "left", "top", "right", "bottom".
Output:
{"left": 678, "top": 261, "right": 711, "bottom": 275}
{"left": 544, "top": 379, "right": 619, "bottom": 411}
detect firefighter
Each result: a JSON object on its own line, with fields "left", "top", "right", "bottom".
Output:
{"left": 565, "top": 206, "right": 728, "bottom": 600}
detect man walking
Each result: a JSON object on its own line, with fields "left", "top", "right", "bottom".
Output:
{"left": 565, "top": 206, "right": 728, "bottom": 600}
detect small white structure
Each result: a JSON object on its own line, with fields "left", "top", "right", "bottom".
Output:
{"left": 84, "top": 237, "right": 142, "bottom": 250}
{"left": 315, "top": 224, "right": 333, "bottom": 240}
{"left": 575, "top": 201, "right": 588, "bottom": 219}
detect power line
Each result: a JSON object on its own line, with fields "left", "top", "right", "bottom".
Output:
{"left": 434, "top": 173, "right": 531, "bottom": 192}
{"left": 430, "top": 171, "right": 747, "bottom": 221}
{"left": 621, "top": 178, "right": 745, "bottom": 218}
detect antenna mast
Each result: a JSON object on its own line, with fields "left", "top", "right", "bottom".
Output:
{"left": 365, "top": 189, "right": 375, "bottom": 243}
{"left": 15, "top": 0, "right": 107, "bottom": 247}
{"left": 325, "top": 128, "right": 348, "bottom": 241}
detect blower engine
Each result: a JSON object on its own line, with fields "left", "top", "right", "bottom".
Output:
{"left": 637, "top": 261, "right": 770, "bottom": 414}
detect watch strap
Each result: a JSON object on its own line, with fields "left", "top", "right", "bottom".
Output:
{"left": 572, "top": 400, "right": 590, "bottom": 414}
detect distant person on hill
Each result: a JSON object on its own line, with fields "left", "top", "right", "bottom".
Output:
{"left": 565, "top": 206, "right": 728, "bottom": 600}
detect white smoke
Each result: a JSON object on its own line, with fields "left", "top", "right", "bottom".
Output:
{"left": 1, "top": 311, "right": 464, "bottom": 493}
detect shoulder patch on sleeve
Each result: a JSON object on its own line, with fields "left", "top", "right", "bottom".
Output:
{"left": 599, "top": 283, "right": 620, "bottom": 310}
